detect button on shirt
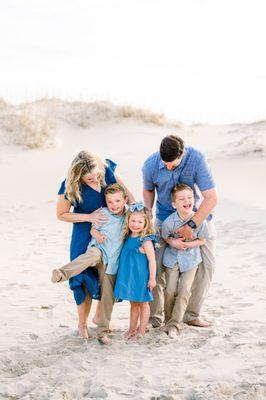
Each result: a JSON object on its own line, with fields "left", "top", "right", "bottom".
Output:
{"left": 142, "top": 147, "right": 215, "bottom": 222}
{"left": 161, "top": 211, "right": 209, "bottom": 272}
{"left": 87, "top": 208, "right": 125, "bottom": 275}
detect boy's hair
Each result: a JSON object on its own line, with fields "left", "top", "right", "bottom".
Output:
{"left": 171, "top": 184, "right": 193, "bottom": 202}
{"left": 104, "top": 183, "right": 127, "bottom": 198}
{"left": 160, "top": 135, "right": 184, "bottom": 162}
{"left": 123, "top": 206, "right": 156, "bottom": 240}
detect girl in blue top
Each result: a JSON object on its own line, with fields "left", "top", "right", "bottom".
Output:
{"left": 114, "top": 203, "right": 157, "bottom": 341}
{"left": 57, "top": 150, "right": 134, "bottom": 339}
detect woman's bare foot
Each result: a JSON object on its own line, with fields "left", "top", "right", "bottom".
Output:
{"left": 78, "top": 325, "right": 90, "bottom": 339}
{"left": 51, "top": 269, "right": 63, "bottom": 283}
{"left": 98, "top": 335, "right": 112, "bottom": 345}
{"left": 186, "top": 319, "right": 211, "bottom": 328}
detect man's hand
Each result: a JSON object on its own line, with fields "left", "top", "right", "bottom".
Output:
{"left": 176, "top": 224, "right": 194, "bottom": 240}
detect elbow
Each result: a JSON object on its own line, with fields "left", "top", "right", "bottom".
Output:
{"left": 57, "top": 212, "right": 65, "bottom": 221}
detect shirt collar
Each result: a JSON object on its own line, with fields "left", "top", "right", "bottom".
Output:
{"left": 159, "top": 148, "right": 187, "bottom": 171}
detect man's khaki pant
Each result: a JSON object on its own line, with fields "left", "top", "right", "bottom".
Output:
{"left": 164, "top": 264, "right": 197, "bottom": 330}
{"left": 57, "top": 247, "right": 116, "bottom": 338}
{"left": 150, "top": 219, "right": 216, "bottom": 326}
{"left": 56, "top": 247, "right": 103, "bottom": 282}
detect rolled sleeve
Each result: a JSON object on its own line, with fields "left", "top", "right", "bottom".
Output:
{"left": 142, "top": 162, "right": 155, "bottom": 191}
{"left": 195, "top": 155, "right": 215, "bottom": 192}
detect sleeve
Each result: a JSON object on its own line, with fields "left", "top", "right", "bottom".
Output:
{"left": 105, "top": 159, "right": 117, "bottom": 184}
{"left": 142, "top": 160, "right": 155, "bottom": 191}
{"left": 161, "top": 218, "right": 173, "bottom": 240}
{"left": 195, "top": 155, "right": 215, "bottom": 192}
{"left": 197, "top": 220, "right": 210, "bottom": 240}
{"left": 58, "top": 179, "right": 66, "bottom": 195}
{"left": 140, "top": 234, "right": 159, "bottom": 249}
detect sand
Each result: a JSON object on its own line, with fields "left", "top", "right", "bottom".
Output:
{"left": 0, "top": 100, "right": 265, "bottom": 400}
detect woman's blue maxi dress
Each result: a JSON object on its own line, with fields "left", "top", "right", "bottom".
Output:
{"left": 58, "top": 159, "right": 117, "bottom": 305}
{"left": 114, "top": 235, "right": 157, "bottom": 302}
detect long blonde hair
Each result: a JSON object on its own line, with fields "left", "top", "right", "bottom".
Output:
{"left": 66, "top": 151, "right": 107, "bottom": 204}
{"left": 122, "top": 207, "right": 156, "bottom": 240}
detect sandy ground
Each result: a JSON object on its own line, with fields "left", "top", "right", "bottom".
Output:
{"left": 0, "top": 101, "right": 265, "bottom": 399}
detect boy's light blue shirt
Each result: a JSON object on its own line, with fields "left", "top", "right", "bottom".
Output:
{"left": 161, "top": 211, "right": 209, "bottom": 272}
{"left": 87, "top": 208, "right": 125, "bottom": 275}
{"left": 142, "top": 147, "right": 215, "bottom": 222}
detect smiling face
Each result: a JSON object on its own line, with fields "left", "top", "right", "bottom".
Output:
{"left": 172, "top": 189, "right": 194, "bottom": 217}
{"left": 128, "top": 211, "right": 146, "bottom": 235}
{"left": 105, "top": 191, "right": 127, "bottom": 215}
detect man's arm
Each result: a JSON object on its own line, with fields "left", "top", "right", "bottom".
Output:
{"left": 143, "top": 188, "right": 155, "bottom": 215}
{"left": 178, "top": 188, "right": 218, "bottom": 240}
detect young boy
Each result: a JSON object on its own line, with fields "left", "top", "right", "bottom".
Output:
{"left": 161, "top": 184, "right": 209, "bottom": 339}
{"left": 51, "top": 183, "right": 128, "bottom": 345}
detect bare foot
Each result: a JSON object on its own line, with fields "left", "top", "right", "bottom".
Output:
{"left": 124, "top": 330, "right": 136, "bottom": 340}
{"left": 167, "top": 326, "right": 179, "bottom": 339}
{"left": 186, "top": 319, "right": 211, "bottom": 328}
{"left": 98, "top": 335, "right": 112, "bottom": 345}
{"left": 51, "top": 269, "right": 63, "bottom": 283}
{"left": 78, "top": 325, "right": 90, "bottom": 339}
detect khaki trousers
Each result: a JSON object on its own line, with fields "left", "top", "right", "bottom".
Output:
{"left": 57, "top": 247, "right": 103, "bottom": 282}
{"left": 150, "top": 219, "right": 216, "bottom": 326}
{"left": 165, "top": 264, "right": 197, "bottom": 330}
{"left": 96, "top": 273, "right": 116, "bottom": 338}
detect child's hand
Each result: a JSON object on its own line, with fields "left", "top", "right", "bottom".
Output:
{"left": 96, "top": 234, "right": 106, "bottom": 244}
{"left": 170, "top": 237, "right": 187, "bottom": 250}
{"left": 147, "top": 278, "right": 156, "bottom": 291}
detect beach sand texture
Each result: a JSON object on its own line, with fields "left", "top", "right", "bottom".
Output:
{"left": 0, "top": 100, "right": 265, "bottom": 400}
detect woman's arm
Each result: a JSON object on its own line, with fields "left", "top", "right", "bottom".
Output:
{"left": 142, "top": 240, "right": 157, "bottom": 291}
{"left": 114, "top": 171, "right": 136, "bottom": 204}
{"left": 56, "top": 195, "right": 108, "bottom": 225}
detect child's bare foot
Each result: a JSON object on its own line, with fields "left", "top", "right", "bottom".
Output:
{"left": 124, "top": 330, "right": 136, "bottom": 340}
{"left": 78, "top": 325, "right": 90, "bottom": 339}
{"left": 167, "top": 326, "right": 179, "bottom": 339}
{"left": 51, "top": 269, "right": 63, "bottom": 283}
{"left": 186, "top": 318, "right": 211, "bottom": 328}
{"left": 98, "top": 335, "right": 112, "bottom": 345}
{"left": 92, "top": 315, "right": 99, "bottom": 325}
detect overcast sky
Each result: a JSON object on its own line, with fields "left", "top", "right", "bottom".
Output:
{"left": 1, "top": 0, "right": 266, "bottom": 123}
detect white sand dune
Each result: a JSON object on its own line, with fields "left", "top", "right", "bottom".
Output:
{"left": 0, "top": 100, "right": 265, "bottom": 399}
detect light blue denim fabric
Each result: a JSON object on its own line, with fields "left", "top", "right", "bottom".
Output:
{"left": 87, "top": 208, "right": 125, "bottom": 274}
{"left": 142, "top": 147, "right": 215, "bottom": 222}
{"left": 161, "top": 211, "right": 209, "bottom": 272}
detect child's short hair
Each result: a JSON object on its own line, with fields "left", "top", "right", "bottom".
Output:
{"left": 104, "top": 183, "right": 127, "bottom": 198}
{"left": 171, "top": 184, "right": 193, "bottom": 202}
{"left": 123, "top": 206, "right": 155, "bottom": 239}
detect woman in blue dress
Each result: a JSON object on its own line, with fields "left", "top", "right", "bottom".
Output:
{"left": 114, "top": 203, "right": 157, "bottom": 341}
{"left": 57, "top": 150, "right": 134, "bottom": 339}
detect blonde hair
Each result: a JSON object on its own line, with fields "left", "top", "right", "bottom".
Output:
{"left": 171, "top": 183, "right": 193, "bottom": 202}
{"left": 104, "top": 183, "right": 127, "bottom": 199}
{"left": 66, "top": 150, "right": 107, "bottom": 204}
{"left": 122, "top": 206, "right": 156, "bottom": 240}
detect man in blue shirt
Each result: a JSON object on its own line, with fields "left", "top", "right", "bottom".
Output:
{"left": 142, "top": 135, "right": 218, "bottom": 328}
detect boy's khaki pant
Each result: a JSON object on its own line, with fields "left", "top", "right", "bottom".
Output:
{"left": 150, "top": 219, "right": 216, "bottom": 326}
{"left": 164, "top": 264, "right": 197, "bottom": 330}
{"left": 56, "top": 247, "right": 116, "bottom": 338}
{"left": 56, "top": 246, "right": 103, "bottom": 282}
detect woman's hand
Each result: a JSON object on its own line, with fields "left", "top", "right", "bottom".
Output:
{"left": 87, "top": 208, "right": 108, "bottom": 226}
{"left": 147, "top": 278, "right": 156, "bottom": 291}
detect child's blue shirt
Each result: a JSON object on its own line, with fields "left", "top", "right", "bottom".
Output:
{"left": 161, "top": 211, "right": 209, "bottom": 272}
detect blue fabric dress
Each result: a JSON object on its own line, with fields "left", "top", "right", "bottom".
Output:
{"left": 58, "top": 159, "right": 117, "bottom": 305}
{"left": 114, "top": 235, "right": 157, "bottom": 302}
